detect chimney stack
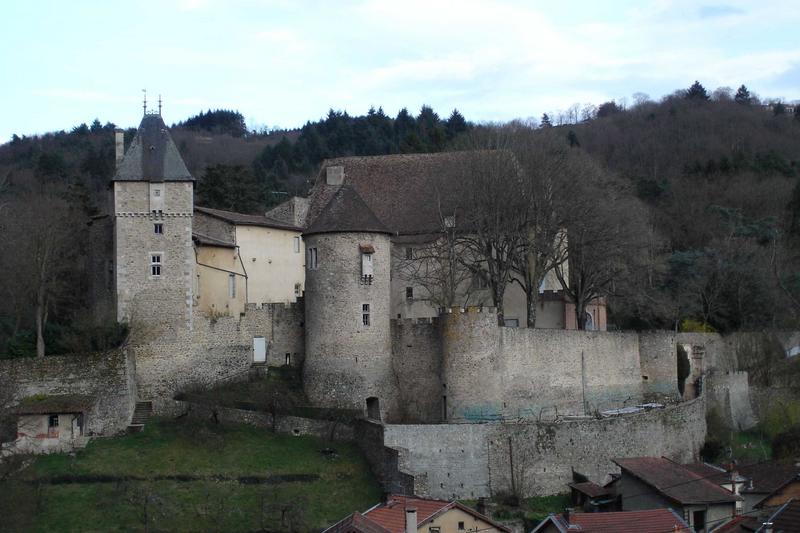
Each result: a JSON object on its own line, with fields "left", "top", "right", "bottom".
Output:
{"left": 564, "top": 508, "right": 573, "bottom": 524}
{"left": 115, "top": 129, "right": 125, "bottom": 169}
{"left": 405, "top": 507, "right": 417, "bottom": 533}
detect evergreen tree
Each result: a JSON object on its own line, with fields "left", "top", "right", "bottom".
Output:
{"left": 445, "top": 109, "right": 468, "bottom": 140}
{"left": 566, "top": 130, "right": 580, "bottom": 147}
{"left": 734, "top": 85, "right": 752, "bottom": 105}
{"left": 197, "top": 164, "right": 264, "bottom": 213}
{"left": 686, "top": 81, "right": 710, "bottom": 101}
{"left": 540, "top": 113, "right": 552, "bottom": 128}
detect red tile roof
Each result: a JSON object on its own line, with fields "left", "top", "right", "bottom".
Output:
{"left": 534, "top": 509, "right": 691, "bottom": 533}
{"left": 324, "top": 495, "right": 510, "bottom": 533}
{"left": 614, "top": 457, "right": 740, "bottom": 505}
{"left": 569, "top": 481, "right": 612, "bottom": 499}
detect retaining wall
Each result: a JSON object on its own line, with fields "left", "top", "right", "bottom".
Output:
{"left": 390, "top": 318, "right": 443, "bottom": 423}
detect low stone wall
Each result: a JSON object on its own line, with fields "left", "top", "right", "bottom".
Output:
{"left": 176, "top": 401, "right": 355, "bottom": 441}
{"left": 379, "top": 395, "right": 706, "bottom": 500}
{"left": 0, "top": 350, "right": 136, "bottom": 439}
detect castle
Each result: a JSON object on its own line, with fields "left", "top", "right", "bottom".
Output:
{"left": 7, "top": 111, "right": 769, "bottom": 502}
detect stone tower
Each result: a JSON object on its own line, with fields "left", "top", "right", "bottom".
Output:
{"left": 112, "top": 113, "right": 195, "bottom": 336}
{"left": 302, "top": 185, "right": 399, "bottom": 421}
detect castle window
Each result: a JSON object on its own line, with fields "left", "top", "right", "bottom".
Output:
{"left": 150, "top": 253, "right": 162, "bottom": 276}
{"left": 307, "top": 247, "right": 318, "bottom": 270}
{"left": 406, "top": 287, "right": 413, "bottom": 299}
{"left": 153, "top": 189, "right": 161, "bottom": 197}
{"left": 405, "top": 247, "right": 413, "bottom": 260}
{"left": 293, "top": 236, "right": 301, "bottom": 253}
{"left": 362, "top": 303, "right": 370, "bottom": 326}
{"left": 294, "top": 283, "right": 302, "bottom": 297}
{"left": 228, "top": 274, "right": 236, "bottom": 298}
{"left": 154, "top": 223, "right": 163, "bottom": 235}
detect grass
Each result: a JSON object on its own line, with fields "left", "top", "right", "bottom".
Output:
{"left": 1, "top": 418, "right": 381, "bottom": 532}
{"left": 730, "top": 429, "right": 772, "bottom": 463}
{"left": 462, "top": 493, "right": 570, "bottom": 531}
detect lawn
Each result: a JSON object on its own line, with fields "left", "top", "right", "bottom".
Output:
{"left": 0, "top": 418, "right": 381, "bottom": 532}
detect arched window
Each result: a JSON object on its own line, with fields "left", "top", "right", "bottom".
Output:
{"left": 585, "top": 311, "right": 595, "bottom": 331}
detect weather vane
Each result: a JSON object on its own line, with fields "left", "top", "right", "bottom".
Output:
{"left": 142, "top": 89, "right": 147, "bottom": 115}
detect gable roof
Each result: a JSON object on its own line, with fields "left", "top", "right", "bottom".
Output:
{"left": 194, "top": 206, "right": 302, "bottom": 231}
{"left": 304, "top": 184, "right": 390, "bottom": 236}
{"left": 14, "top": 394, "right": 96, "bottom": 415}
{"left": 324, "top": 495, "right": 510, "bottom": 533}
{"left": 532, "top": 508, "right": 691, "bottom": 533}
{"left": 114, "top": 114, "right": 193, "bottom": 182}
{"left": 737, "top": 461, "right": 800, "bottom": 495}
{"left": 307, "top": 152, "right": 485, "bottom": 236}
{"left": 569, "top": 481, "right": 613, "bottom": 499}
{"left": 614, "top": 457, "right": 740, "bottom": 505}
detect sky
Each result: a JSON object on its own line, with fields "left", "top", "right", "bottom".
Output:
{"left": 1, "top": 0, "right": 799, "bottom": 141}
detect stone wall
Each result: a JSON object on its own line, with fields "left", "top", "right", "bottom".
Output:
{"left": 303, "top": 232, "right": 399, "bottom": 421}
{"left": 391, "top": 318, "right": 443, "bottom": 423}
{"left": 706, "top": 370, "right": 757, "bottom": 430}
{"left": 0, "top": 350, "right": 136, "bottom": 439}
{"left": 131, "top": 302, "right": 303, "bottom": 414}
{"left": 354, "top": 419, "right": 421, "bottom": 496}
{"left": 193, "top": 210, "right": 235, "bottom": 242}
{"left": 176, "top": 401, "right": 354, "bottom": 441}
{"left": 638, "top": 331, "right": 679, "bottom": 401}
{"left": 441, "top": 309, "right": 648, "bottom": 421}
{"left": 380, "top": 395, "right": 706, "bottom": 500}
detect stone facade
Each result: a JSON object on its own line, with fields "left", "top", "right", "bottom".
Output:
{"left": 114, "top": 181, "right": 195, "bottom": 336}
{"left": 0, "top": 350, "right": 136, "bottom": 439}
{"left": 377, "top": 395, "right": 706, "bottom": 500}
{"left": 706, "top": 370, "right": 757, "bottom": 430}
{"left": 303, "top": 231, "right": 399, "bottom": 420}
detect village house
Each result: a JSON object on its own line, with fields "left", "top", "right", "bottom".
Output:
{"left": 613, "top": 457, "right": 740, "bottom": 532}
{"left": 531, "top": 508, "right": 692, "bottom": 533}
{"left": 567, "top": 480, "right": 618, "bottom": 512}
{"left": 323, "top": 494, "right": 510, "bottom": 533}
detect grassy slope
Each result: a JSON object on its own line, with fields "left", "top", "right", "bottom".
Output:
{"left": 2, "top": 418, "right": 380, "bottom": 532}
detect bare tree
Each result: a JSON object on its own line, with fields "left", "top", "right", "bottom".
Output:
{"left": 0, "top": 188, "right": 81, "bottom": 356}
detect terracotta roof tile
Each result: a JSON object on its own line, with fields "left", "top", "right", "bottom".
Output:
{"left": 535, "top": 509, "right": 691, "bottom": 533}
{"left": 614, "top": 457, "right": 740, "bottom": 505}
{"left": 569, "top": 481, "right": 613, "bottom": 498}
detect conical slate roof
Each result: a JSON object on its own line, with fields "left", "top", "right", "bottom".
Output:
{"left": 113, "top": 114, "right": 193, "bottom": 182}
{"left": 304, "top": 185, "right": 390, "bottom": 236}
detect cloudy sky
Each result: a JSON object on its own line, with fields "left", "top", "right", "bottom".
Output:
{"left": 1, "top": 0, "right": 799, "bottom": 141}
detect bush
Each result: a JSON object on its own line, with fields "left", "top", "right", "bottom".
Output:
{"left": 772, "top": 425, "right": 800, "bottom": 460}
{"left": 759, "top": 398, "right": 800, "bottom": 439}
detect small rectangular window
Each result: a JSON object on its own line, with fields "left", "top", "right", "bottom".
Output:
{"left": 406, "top": 287, "right": 413, "bottom": 299}
{"left": 150, "top": 254, "right": 162, "bottom": 276}
{"left": 458, "top": 522, "right": 465, "bottom": 530}
{"left": 228, "top": 273, "right": 236, "bottom": 298}
{"left": 307, "top": 247, "right": 318, "bottom": 270}
{"left": 154, "top": 189, "right": 161, "bottom": 197}
{"left": 293, "top": 236, "right": 301, "bottom": 253}
{"left": 405, "top": 247, "right": 413, "bottom": 260}
{"left": 294, "top": 283, "right": 302, "bottom": 297}
{"left": 48, "top": 415, "right": 59, "bottom": 428}
{"left": 362, "top": 303, "right": 370, "bottom": 326}
{"left": 154, "top": 223, "right": 163, "bottom": 234}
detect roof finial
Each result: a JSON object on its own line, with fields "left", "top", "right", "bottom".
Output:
{"left": 158, "top": 94, "right": 162, "bottom": 116}
{"left": 142, "top": 89, "right": 147, "bottom": 115}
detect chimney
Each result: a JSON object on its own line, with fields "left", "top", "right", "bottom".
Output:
{"left": 564, "top": 508, "right": 573, "bottom": 524}
{"left": 115, "top": 129, "right": 125, "bottom": 168}
{"left": 326, "top": 165, "right": 344, "bottom": 185}
{"left": 405, "top": 507, "right": 417, "bottom": 533}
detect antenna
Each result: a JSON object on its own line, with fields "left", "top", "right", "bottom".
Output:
{"left": 158, "top": 94, "right": 162, "bottom": 116}
{"left": 142, "top": 89, "right": 147, "bottom": 115}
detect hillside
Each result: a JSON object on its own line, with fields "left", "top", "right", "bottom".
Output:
{"left": 0, "top": 418, "right": 381, "bottom": 532}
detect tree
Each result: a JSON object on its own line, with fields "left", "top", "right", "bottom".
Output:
{"left": 685, "top": 81, "right": 710, "bottom": 101}
{"left": 772, "top": 101, "right": 787, "bottom": 116}
{"left": 734, "top": 85, "right": 752, "bottom": 104}
{"left": 445, "top": 109, "right": 468, "bottom": 140}
{"left": 540, "top": 113, "right": 552, "bottom": 128}
{"left": 0, "top": 188, "right": 81, "bottom": 356}
{"left": 596, "top": 101, "right": 621, "bottom": 118}
{"left": 197, "top": 164, "right": 265, "bottom": 214}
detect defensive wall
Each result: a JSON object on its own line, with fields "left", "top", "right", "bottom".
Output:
{"left": 130, "top": 301, "right": 304, "bottom": 414}
{"left": 367, "top": 394, "right": 706, "bottom": 500}
{"left": 390, "top": 318, "right": 443, "bottom": 423}
{"left": 0, "top": 349, "right": 136, "bottom": 439}
{"left": 706, "top": 370, "right": 757, "bottom": 430}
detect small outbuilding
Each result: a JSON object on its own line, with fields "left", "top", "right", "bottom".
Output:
{"left": 13, "top": 394, "right": 95, "bottom": 454}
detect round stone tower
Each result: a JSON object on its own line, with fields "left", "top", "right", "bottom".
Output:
{"left": 302, "top": 185, "right": 399, "bottom": 421}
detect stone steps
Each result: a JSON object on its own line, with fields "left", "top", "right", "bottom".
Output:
{"left": 129, "top": 401, "right": 153, "bottom": 431}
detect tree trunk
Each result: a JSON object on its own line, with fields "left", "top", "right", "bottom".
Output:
{"left": 526, "top": 285, "right": 538, "bottom": 328}
{"left": 575, "top": 297, "right": 588, "bottom": 330}
{"left": 35, "top": 289, "right": 46, "bottom": 357}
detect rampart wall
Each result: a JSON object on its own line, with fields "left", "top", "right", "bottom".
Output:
{"left": 390, "top": 318, "right": 443, "bottom": 423}
{"left": 0, "top": 350, "right": 136, "bottom": 438}
{"left": 379, "top": 394, "right": 706, "bottom": 500}
{"left": 131, "top": 302, "right": 304, "bottom": 414}
{"left": 638, "top": 331, "right": 679, "bottom": 400}
{"left": 706, "top": 370, "right": 757, "bottom": 430}
{"left": 440, "top": 309, "right": 663, "bottom": 421}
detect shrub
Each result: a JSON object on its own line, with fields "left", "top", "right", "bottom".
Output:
{"left": 772, "top": 425, "right": 800, "bottom": 460}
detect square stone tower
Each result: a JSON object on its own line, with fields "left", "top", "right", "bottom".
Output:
{"left": 112, "top": 113, "right": 195, "bottom": 335}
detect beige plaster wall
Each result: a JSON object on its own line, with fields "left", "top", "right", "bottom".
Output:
{"left": 235, "top": 225, "right": 304, "bottom": 304}
{"left": 421, "top": 507, "right": 503, "bottom": 533}
{"left": 195, "top": 245, "right": 246, "bottom": 317}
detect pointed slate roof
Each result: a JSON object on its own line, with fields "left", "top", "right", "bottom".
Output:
{"left": 304, "top": 184, "right": 390, "bottom": 236}
{"left": 113, "top": 114, "right": 193, "bottom": 182}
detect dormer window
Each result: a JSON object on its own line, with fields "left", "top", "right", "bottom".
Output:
{"left": 360, "top": 244, "right": 374, "bottom": 284}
